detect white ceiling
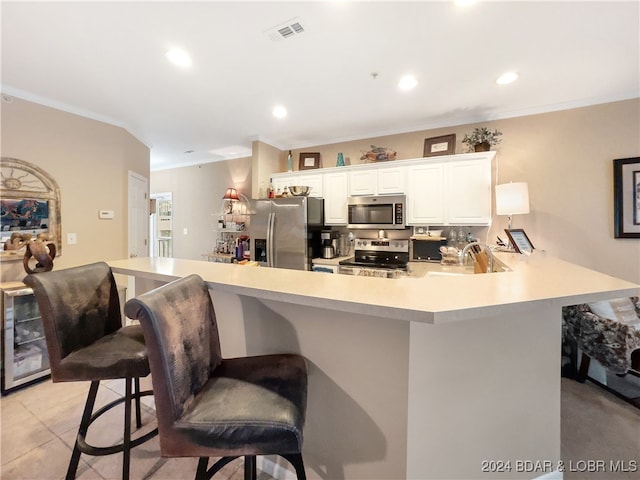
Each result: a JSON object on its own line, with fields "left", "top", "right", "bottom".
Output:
{"left": 2, "top": 1, "right": 638, "bottom": 171}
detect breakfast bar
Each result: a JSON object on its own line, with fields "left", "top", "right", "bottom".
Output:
{"left": 109, "top": 253, "right": 638, "bottom": 480}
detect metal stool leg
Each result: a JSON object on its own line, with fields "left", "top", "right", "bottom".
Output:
{"left": 66, "top": 380, "right": 100, "bottom": 480}
{"left": 244, "top": 456, "right": 256, "bottom": 480}
{"left": 195, "top": 457, "right": 209, "bottom": 480}
{"left": 134, "top": 377, "right": 142, "bottom": 429}
{"left": 283, "top": 454, "right": 307, "bottom": 480}
{"left": 122, "top": 377, "right": 132, "bottom": 480}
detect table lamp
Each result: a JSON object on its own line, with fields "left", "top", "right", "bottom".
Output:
{"left": 495, "top": 182, "right": 530, "bottom": 229}
{"left": 222, "top": 187, "right": 239, "bottom": 213}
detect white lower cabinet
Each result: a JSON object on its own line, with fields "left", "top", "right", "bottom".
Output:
{"left": 323, "top": 171, "right": 349, "bottom": 225}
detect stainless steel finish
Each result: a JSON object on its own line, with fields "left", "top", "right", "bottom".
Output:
{"left": 462, "top": 242, "right": 494, "bottom": 272}
{"left": 249, "top": 197, "right": 324, "bottom": 271}
{"left": 347, "top": 194, "right": 406, "bottom": 230}
{"left": 2, "top": 286, "right": 50, "bottom": 393}
{"left": 322, "top": 245, "right": 335, "bottom": 259}
{"left": 338, "top": 237, "right": 409, "bottom": 278}
{"left": 353, "top": 238, "right": 409, "bottom": 252}
{"left": 289, "top": 185, "right": 311, "bottom": 196}
{"left": 337, "top": 265, "right": 405, "bottom": 279}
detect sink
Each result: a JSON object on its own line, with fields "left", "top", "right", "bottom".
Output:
{"left": 409, "top": 258, "right": 511, "bottom": 278}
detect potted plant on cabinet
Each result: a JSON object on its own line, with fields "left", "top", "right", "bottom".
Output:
{"left": 462, "top": 127, "right": 502, "bottom": 152}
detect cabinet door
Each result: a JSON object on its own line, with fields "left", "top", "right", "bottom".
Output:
{"left": 272, "top": 173, "right": 323, "bottom": 197}
{"left": 323, "top": 171, "right": 349, "bottom": 225}
{"left": 406, "top": 163, "right": 445, "bottom": 225}
{"left": 272, "top": 174, "right": 295, "bottom": 195}
{"left": 378, "top": 166, "right": 406, "bottom": 194}
{"left": 445, "top": 158, "right": 492, "bottom": 225}
{"left": 298, "top": 174, "right": 324, "bottom": 198}
{"left": 349, "top": 169, "right": 377, "bottom": 196}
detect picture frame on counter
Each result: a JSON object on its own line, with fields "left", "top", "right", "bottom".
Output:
{"left": 505, "top": 228, "right": 535, "bottom": 254}
{"left": 299, "top": 152, "right": 321, "bottom": 170}
{"left": 423, "top": 134, "right": 456, "bottom": 157}
{"left": 613, "top": 157, "right": 640, "bottom": 238}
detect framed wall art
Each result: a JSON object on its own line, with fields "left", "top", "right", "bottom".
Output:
{"left": 504, "top": 228, "right": 535, "bottom": 254}
{"left": 613, "top": 157, "right": 640, "bottom": 238}
{"left": 423, "top": 134, "right": 456, "bottom": 157}
{"left": 299, "top": 152, "right": 321, "bottom": 170}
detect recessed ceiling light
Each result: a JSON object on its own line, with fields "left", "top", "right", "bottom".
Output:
{"left": 454, "top": 0, "right": 477, "bottom": 7}
{"left": 496, "top": 71, "right": 519, "bottom": 85}
{"left": 398, "top": 74, "right": 418, "bottom": 91}
{"left": 165, "top": 48, "right": 192, "bottom": 68}
{"left": 272, "top": 105, "right": 287, "bottom": 119}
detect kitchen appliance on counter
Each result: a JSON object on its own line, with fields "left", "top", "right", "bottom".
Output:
{"left": 249, "top": 196, "right": 324, "bottom": 271}
{"left": 338, "top": 238, "right": 409, "bottom": 278}
{"left": 321, "top": 230, "right": 340, "bottom": 259}
{"left": 410, "top": 235, "right": 448, "bottom": 262}
{"left": 347, "top": 195, "right": 406, "bottom": 230}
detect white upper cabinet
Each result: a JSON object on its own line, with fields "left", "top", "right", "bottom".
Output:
{"left": 349, "top": 165, "right": 406, "bottom": 196}
{"left": 444, "top": 158, "right": 492, "bottom": 225}
{"left": 406, "top": 163, "right": 445, "bottom": 224}
{"left": 349, "top": 169, "right": 376, "bottom": 196}
{"left": 272, "top": 172, "right": 323, "bottom": 198}
{"left": 323, "top": 171, "right": 349, "bottom": 225}
{"left": 378, "top": 166, "right": 406, "bottom": 194}
{"left": 271, "top": 152, "right": 494, "bottom": 226}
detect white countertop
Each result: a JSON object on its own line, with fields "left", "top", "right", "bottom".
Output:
{"left": 311, "top": 255, "right": 352, "bottom": 266}
{"left": 108, "top": 252, "right": 638, "bottom": 325}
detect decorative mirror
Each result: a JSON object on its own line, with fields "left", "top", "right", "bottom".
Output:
{"left": 1, "top": 157, "right": 62, "bottom": 259}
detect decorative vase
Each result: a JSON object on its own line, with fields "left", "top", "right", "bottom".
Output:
{"left": 336, "top": 152, "right": 345, "bottom": 167}
{"left": 474, "top": 142, "right": 491, "bottom": 152}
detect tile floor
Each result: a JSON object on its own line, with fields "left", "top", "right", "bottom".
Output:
{"left": 1, "top": 377, "right": 275, "bottom": 480}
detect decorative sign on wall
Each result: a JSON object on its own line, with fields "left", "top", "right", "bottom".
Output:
{"left": 423, "top": 134, "right": 456, "bottom": 157}
{"left": 613, "top": 157, "right": 640, "bottom": 238}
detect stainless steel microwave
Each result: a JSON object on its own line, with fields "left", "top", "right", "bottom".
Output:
{"left": 347, "top": 195, "right": 406, "bottom": 229}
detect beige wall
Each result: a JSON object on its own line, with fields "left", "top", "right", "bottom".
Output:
{"left": 1, "top": 97, "right": 150, "bottom": 282}
{"left": 285, "top": 99, "right": 640, "bottom": 283}
{"left": 151, "top": 157, "right": 251, "bottom": 260}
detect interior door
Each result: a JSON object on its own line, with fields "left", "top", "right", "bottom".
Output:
{"left": 128, "top": 171, "right": 149, "bottom": 259}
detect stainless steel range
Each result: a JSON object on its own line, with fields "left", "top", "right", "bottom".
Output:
{"left": 338, "top": 238, "right": 409, "bottom": 278}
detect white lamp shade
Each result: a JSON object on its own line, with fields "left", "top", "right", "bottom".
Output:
{"left": 495, "top": 182, "right": 530, "bottom": 215}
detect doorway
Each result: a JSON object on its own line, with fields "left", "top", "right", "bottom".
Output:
{"left": 150, "top": 192, "right": 173, "bottom": 257}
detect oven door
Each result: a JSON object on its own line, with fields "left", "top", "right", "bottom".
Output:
{"left": 347, "top": 195, "right": 405, "bottom": 229}
{"left": 338, "top": 265, "right": 403, "bottom": 278}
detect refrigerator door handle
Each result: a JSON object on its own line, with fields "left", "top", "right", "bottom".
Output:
{"left": 267, "top": 212, "right": 275, "bottom": 268}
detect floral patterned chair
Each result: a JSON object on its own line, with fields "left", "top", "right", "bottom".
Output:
{"left": 562, "top": 297, "right": 640, "bottom": 406}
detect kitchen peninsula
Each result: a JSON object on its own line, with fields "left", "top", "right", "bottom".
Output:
{"left": 109, "top": 253, "right": 638, "bottom": 480}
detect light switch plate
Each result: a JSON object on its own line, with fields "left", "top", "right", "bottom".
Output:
{"left": 99, "top": 210, "right": 115, "bottom": 219}
{"left": 67, "top": 233, "right": 77, "bottom": 245}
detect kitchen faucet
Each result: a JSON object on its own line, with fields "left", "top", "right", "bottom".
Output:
{"left": 461, "top": 242, "right": 494, "bottom": 273}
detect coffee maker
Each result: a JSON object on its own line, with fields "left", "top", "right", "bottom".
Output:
{"left": 321, "top": 230, "right": 339, "bottom": 259}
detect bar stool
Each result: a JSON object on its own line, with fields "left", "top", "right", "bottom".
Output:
{"left": 24, "top": 262, "right": 157, "bottom": 480}
{"left": 124, "top": 274, "right": 308, "bottom": 480}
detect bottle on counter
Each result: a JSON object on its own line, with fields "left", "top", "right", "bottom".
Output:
{"left": 267, "top": 182, "right": 275, "bottom": 199}
{"left": 448, "top": 229, "right": 458, "bottom": 246}
{"left": 287, "top": 150, "right": 294, "bottom": 172}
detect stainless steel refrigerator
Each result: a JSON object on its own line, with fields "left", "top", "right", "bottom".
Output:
{"left": 249, "top": 197, "right": 324, "bottom": 271}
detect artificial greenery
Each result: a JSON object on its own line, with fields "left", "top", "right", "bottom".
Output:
{"left": 461, "top": 127, "right": 503, "bottom": 148}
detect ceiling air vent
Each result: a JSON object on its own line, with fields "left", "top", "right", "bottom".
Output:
{"left": 266, "top": 17, "right": 305, "bottom": 42}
